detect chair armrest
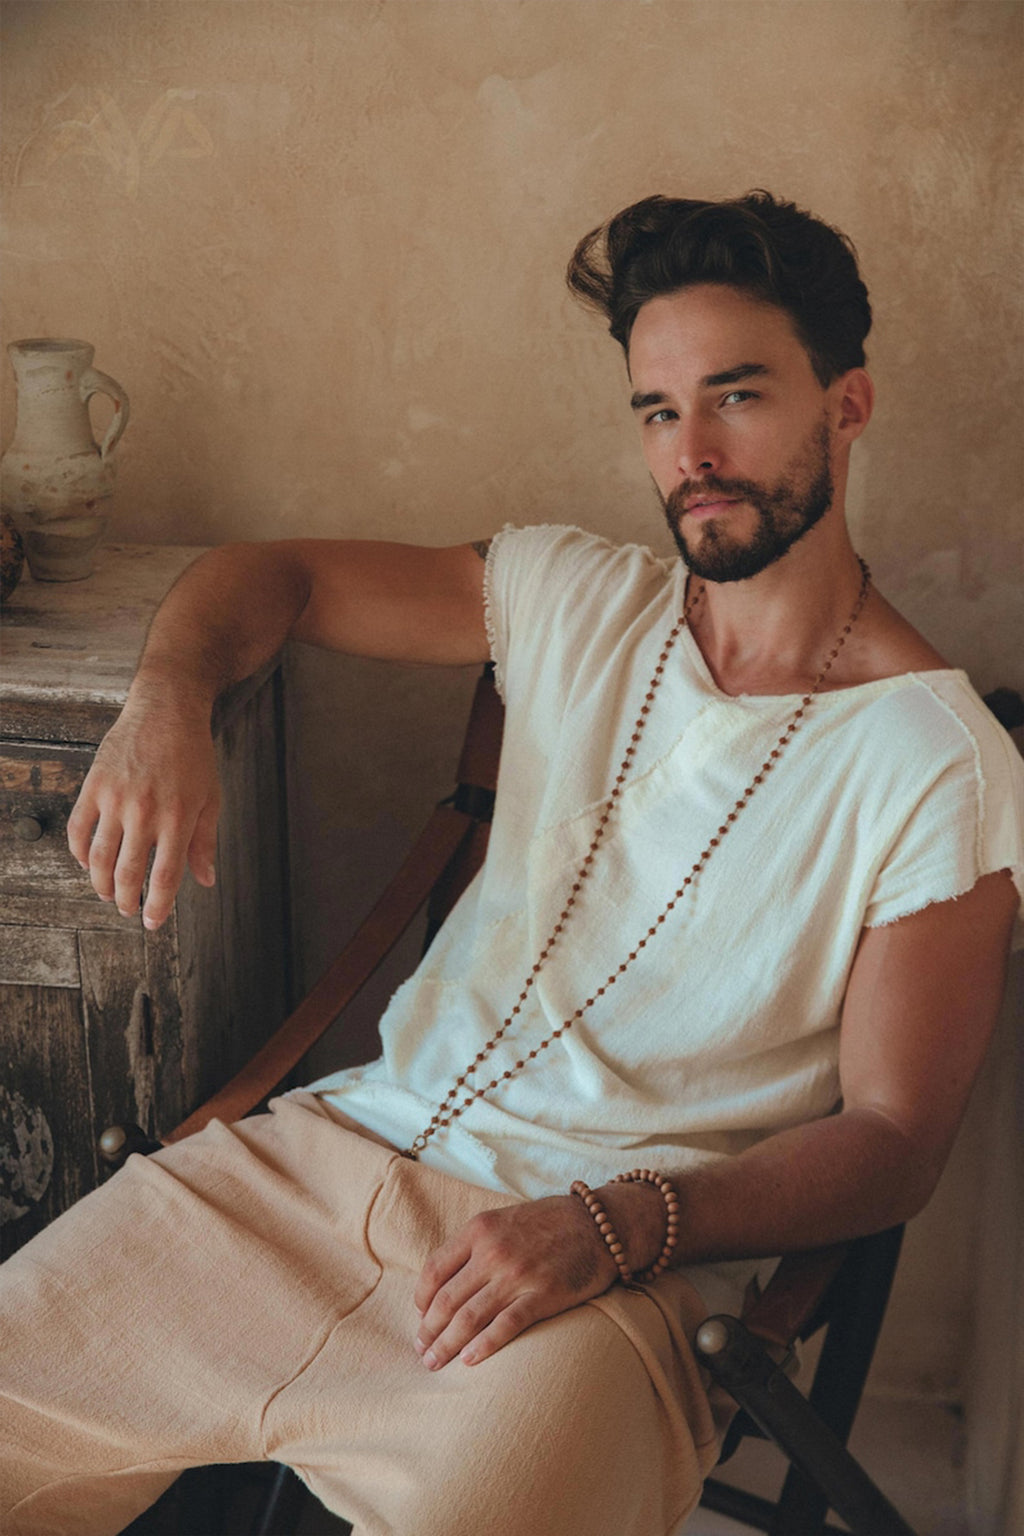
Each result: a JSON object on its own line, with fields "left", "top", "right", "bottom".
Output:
{"left": 741, "top": 1242, "right": 850, "bottom": 1353}
{"left": 695, "top": 1314, "right": 917, "bottom": 1535}
{"left": 126, "top": 801, "right": 473, "bottom": 1151}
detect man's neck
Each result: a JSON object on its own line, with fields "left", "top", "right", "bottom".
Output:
{"left": 686, "top": 520, "right": 870, "bottom": 698}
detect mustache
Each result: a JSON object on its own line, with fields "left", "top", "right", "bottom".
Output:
{"left": 665, "top": 476, "right": 764, "bottom": 517}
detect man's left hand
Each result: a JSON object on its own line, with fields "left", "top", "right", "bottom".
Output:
{"left": 413, "top": 1194, "right": 619, "bottom": 1369}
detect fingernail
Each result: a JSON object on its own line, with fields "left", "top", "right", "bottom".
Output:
{"left": 143, "top": 915, "right": 159, "bottom": 931}
{"left": 99, "top": 894, "right": 113, "bottom": 903}
{"left": 413, "top": 1337, "right": 425, "bottom": 1355}
{"left": 422, "top": 1350, "right": 438, "bottom": 1370}
{"left": 460, "top": 1346, "right": 476, "bottom": 1365}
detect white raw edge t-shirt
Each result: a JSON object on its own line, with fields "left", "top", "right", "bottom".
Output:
{"left": 302, "top": 525, "right": 1024, "bottom": 1313}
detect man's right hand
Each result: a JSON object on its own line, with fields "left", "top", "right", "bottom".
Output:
{"left": 65, "top": 537, "right": 491, "bottom": 928}
{"left": 68, "top": 698, "right": 221, "bottom": 930}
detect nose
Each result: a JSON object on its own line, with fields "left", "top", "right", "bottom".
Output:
{"left": 673, "top": 415, "right": 723, "bottom": 481}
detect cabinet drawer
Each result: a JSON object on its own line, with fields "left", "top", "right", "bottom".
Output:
{"left": 0, "top": 744, "right": 96, "bottom": 898}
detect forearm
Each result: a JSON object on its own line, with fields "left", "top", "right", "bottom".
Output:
{"left": 416, "top": 879, "right": 1016, "bottom": 1368}
{"left": 127, "top": 542, "right": 311, "bottom": 717}
{"left": 596, "top": 1107, "right": 934, "bottom": 1276}
{"left": 413, "top": 1112, "right": 931, "bottom": 1371}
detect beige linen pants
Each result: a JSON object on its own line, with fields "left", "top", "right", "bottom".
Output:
{"left": 0, "top": 1092, "right": 721, "bottom": 1536}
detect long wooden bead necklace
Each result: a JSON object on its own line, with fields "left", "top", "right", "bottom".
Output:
{"left": 403, "top": 558, "right": 872, "bottom": 1161}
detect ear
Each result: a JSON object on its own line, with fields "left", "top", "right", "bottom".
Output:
{"left": 831, "top": 368, "right": 874, "bottom": 442}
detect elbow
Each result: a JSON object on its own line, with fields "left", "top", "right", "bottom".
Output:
{"left": 886, "top": 1158, "right": 942, "bottom": 1226}
{"left": 200, "top": 540, "right": 313, "bottom": 612}
{"left": 850, "top": 1105, "right": 950, "bottom": 1228}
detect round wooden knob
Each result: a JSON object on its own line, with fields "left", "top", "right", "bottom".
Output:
{"left": 97, "top": 1123, "right": 160, "bottom": 1167}
{"left": 98, "top": 1125, "right": 128, "bottom": 1163}
{"left": 13, "top": 815, "right": 44, "bottom": 841}
{"left": 696, "top": 1319, "right": 730, "bottom": 1357}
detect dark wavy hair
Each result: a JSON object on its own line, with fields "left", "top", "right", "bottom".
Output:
{"left": 566, "top": 191, "right": 871, "bottom": 386}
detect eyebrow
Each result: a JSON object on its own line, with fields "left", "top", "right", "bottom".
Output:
{"left": 629, "top": 362, "right": 770, "bottom": 412}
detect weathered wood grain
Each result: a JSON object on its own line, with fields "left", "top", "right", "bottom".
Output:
{"left": 174, "top": 668, "right": 292, "bottom": 1114}
{"left": 1, "top": 544, "right": 292, "bottom": 1260}
{"left": 0, "top": 984, "right": 95, "bottom": 1259}
{"left": 1, "top": 543, "right": 278, "bottom": 746}
{"left": 0, "top": 743, "right": 93, "bottom": 896}
{"left": 1, "top": 544, "right": 207, "bottom": 744}
{"left": 0, "top": 894, "right": 133, "bottom": 931}
{"left": 79, "top": 923, "right": 188, "bottom": 1146}
{"left": 0, "top": 748, "right": 91, "bottom": 795}
{"left": 0, "top": 924, "right": 80, "bottom": 987}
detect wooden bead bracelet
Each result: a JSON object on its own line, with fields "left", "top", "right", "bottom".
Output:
{"left": 571, "top": 1168, "right": 680, "bottom": 1285}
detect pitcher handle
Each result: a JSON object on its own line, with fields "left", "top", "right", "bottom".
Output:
{"left": 80, "top": 367, "right": 130, "bottom": 459}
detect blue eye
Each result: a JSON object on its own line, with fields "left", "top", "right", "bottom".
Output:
{"left": 722, "top": 390, "right": 756, "bottom": 406}
{"left": 646, "top": 408, "right": 676, "bottom": 425}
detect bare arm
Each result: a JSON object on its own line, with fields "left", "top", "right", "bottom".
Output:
{"left": 68, "top": 539, "right": 490, "bottom": 928}
{"left": 415, "top": 870, "right": 1018, "bottom": 1368}
{"left": 637, "top": 868, "right": 1018, "bottom": 1261}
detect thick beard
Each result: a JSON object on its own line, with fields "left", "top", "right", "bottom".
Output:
{"left": 662, "top": 418, "right": 835, "bottom": 583}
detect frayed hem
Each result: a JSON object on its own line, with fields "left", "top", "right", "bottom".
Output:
{"left": 864, "top": 864, "right": 1023, "bottom": 934}
{"left": 481, "top": 523, "right": 515, "bottom": 701}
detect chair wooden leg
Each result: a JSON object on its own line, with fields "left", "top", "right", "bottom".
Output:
{"left": 699, "top": 1477, "right": 785, "bottom": 1531}
{"left": 768, "top": 1225, "right": 906, "bottom": 1534}
{"left": 768, "top": 1463, "right": 833, "bottom": 1536}
{"left": 696, "top": 1316, "right": 917, "bottom": 1536}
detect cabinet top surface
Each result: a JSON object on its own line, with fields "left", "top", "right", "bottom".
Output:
{"left": 1, "top": 544, "right": 208, "bottom": 740}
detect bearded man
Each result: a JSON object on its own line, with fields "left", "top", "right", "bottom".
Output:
{"left": 2, "top": 192, "right": 1021, "bottom": 1536}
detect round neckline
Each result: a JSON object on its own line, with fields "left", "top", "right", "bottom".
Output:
{"left": 678, "top": 624, "right": 967, "bottom": 706}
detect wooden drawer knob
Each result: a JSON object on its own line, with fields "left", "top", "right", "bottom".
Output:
{"left": 13, "top": 815, "right": 45, "bottom": 841}
{"left": 98, "top": 1123, "right": 162, "bottom": 1169}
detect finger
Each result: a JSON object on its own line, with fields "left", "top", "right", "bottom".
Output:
{"left": 67, "top": 787, "right": 99, "bottom": 870}
{"left": 415, "top": 1259, "right": 485, "bottom": 1354}
{"left": 113, "top": 825, "right": 160, "bottom": 918}
{"left": 85, "top": 812, "right": 125, "bottom": 902}
{"left": 141, "top": 829, "right": 191, "bottom": 931}
{"left": 419, "top": 1280, "right": 512, "bottom": 1371}
{"left": 186, "top": 796, "right": 220, "bottom": 890}
{"left": 413, "top": 1232, "right": 473, "bottom": 1317}
{"left": 457, "top": 1296, "right": 544, "bottom": 1367}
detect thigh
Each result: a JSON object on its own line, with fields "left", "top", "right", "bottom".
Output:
{"left": 0, "top": 1097, "right": 392, "bottom": 1536}
{"left": 268, "top": 1151, "right": 720, "bottom": 1536}
{"left": 283, "top": 1281, "right": 711, "bottom": 1536}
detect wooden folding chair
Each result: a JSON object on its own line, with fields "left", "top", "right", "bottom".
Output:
{"left": 102, "top": 662, "right": 930, "bottom": 1536}
{"left": 696, "top": 1226, "right": 912, "bottom": 1534}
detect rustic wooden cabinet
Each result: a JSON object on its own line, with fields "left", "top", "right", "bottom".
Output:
{"left": 0, "top": 545, "right": 292, "bottom": 1259}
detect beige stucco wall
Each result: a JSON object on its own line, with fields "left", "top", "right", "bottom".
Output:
{"left": 2, "top": 0, "right": 1021, "bottom": 1481}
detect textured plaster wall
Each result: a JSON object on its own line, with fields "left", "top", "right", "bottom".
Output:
{"left": 2, "top": 0, "right": 1021, "bottom": 1434}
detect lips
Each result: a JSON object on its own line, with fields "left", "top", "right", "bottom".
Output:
{"left": 685, "top": 497, "right": 741, "bottom": 519}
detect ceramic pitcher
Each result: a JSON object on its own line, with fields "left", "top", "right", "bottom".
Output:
{"left": 1, "top": 338, "right": 130, "bottom": 581}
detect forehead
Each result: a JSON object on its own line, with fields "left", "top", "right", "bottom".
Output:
{"left": 627, "top": 284, "right": 813, "bottom": 384}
